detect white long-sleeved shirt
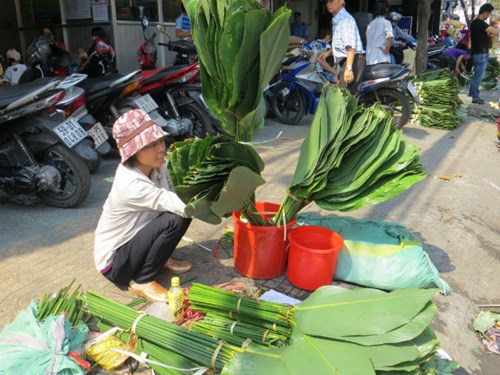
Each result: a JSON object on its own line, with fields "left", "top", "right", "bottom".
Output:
{"left": 94, "top": 163, "right": 186, "bottom": 272}
{"left": 366, "top": 17, "right": 394, "bottom": 65}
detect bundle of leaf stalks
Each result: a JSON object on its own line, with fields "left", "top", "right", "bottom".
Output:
{"left": 274, "top": 86, "right": 426, "bottom": 225}
{"left": 81, "top": 291, "right": 242, "bottom": 371}
{"left": 186, "top": 283, "right": 458, "bottom": 374}
{"left": 412, "top": 68, "right": 466, "bottom": 130}
{"left": 37, "top": 279, "right": 84, "bottom": 326}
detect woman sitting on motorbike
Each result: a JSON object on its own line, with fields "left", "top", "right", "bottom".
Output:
{"left": 78, "top": 26, "right": 115, "bottom": 77}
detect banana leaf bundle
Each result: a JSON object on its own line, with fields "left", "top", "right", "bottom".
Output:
{"left": 166, "top": 135, "right": 267, "bottom": 225}
{"left": 185, "top": 284, "right": 455, "bottom": 374}
{"left": 275, "top": 85, "right": 426, "bottom": 225}
{"left": 184, "top": 0, "right": 291, "bottom": 141}
{"left": 412, "top": 68, "right": 466, "bottom": 130}
{"left": 480, "top": 57, "right": 500, "bottom": 90}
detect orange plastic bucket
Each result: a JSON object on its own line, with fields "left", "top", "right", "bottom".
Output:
{"left": 287, "top": 225, "right": 344, "bottom": 291}
{"left": 232, "top": 202, "right": 296, "bottom": 279}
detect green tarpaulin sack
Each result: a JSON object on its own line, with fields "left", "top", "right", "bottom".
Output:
{"left": 0, "top": 301, "right": 88, "bottom": 374}
{"left": 297, "top": 213, "right": 451, "bottom": 294}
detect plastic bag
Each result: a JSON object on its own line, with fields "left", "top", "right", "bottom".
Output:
{"left": 0, "top": 301, "right": 88, "bottom": 374}
{"left": 86, "top": 334, "right": 129, "bottom": 371}
{"left": 297, "top": 213, "right": 451, "bottom": 294}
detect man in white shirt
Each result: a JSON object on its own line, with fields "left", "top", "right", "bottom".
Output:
{"left": 318, "top": 0, "right": 366, "bottom": 95}
{"left": 3, "top": 49, "right": 27, "bottom": 85}
{"left": 366, "top": 1, "right": 393, "bottom": 65}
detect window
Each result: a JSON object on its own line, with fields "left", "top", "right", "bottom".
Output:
{"left": 115, "top": 0, "right": 159, "bottom": 21}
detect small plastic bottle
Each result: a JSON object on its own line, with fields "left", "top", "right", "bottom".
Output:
{"left": 167, "top": 276, "right": 184, "bottom": 318}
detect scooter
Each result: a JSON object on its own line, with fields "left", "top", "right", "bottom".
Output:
{"left": 268, "top": 48, "right": 420, "bottom": 129}
{"left": 0, "top": 78, "right": 91, "bottom": 207}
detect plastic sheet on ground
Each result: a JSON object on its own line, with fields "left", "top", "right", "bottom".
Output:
{"left": 0, "top": 301, "right": 89, "bottom": 374}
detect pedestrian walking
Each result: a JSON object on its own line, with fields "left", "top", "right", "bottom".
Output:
{"left": 318, "top": 0, "right": 365, "bottom": 95}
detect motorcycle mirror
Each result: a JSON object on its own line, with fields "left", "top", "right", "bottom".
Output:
{"left": 156, "top": 24, "right": 166, "bottom": 33}
{"left": 142, "top": 17, "right": 149, "bottom": 30}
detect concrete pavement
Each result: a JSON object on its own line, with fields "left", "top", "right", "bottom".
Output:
{"left": 1, "top": 98, "right": 499, "bottom": 373}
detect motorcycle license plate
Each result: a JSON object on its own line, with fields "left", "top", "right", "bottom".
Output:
{"left": 54, "top": 117, "right": 88, "bottom": 148}
{"left": 407, "top": 81, "right": 420, "bottom": 102}
{"left": 87, "top": 122, "right": 108, "bottom": 148}
{"left": 134, "top": 94, "right": 159, "bottom": 113}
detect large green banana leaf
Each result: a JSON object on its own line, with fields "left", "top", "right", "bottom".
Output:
{"left": 184, "top": 0, "right": 291, "bottom": 141}
{"left": 167, "top": 136, "right": 266, "bottom": 224}
{"left": 275, "top": 86, "right": 426, "bottom": 224}
{"left": 293, "top": 287, "right": 438, "bottom": 338}
{"left": 222, "top": 331, "right": 375, "bottom": 375}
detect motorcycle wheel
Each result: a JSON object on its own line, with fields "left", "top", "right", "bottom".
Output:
{"left": 36, "top": 144, "right": 91, "bottom": 208}
{"left": 363, "top": 89, "right": 411, "bottom": 130}
{"left": 271, "top": 82, "right": 306, "bottom": 125}
{"left": 178, "top": 103, "right": 215, "bottom": 138}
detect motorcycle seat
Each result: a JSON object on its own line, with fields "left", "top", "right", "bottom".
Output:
{"left": 363, "top": 64, "right": 405, "bottom": 81}
{"left": 0, "top": 77, "right": 58, "bottom": 109}
{"left": 141, "top": 65, "right": 187, "bottom": 86}
{"left": 77, "top": 73, "right": 126, "bottom": 94}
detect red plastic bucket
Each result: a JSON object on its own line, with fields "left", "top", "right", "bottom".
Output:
{"left": 287, "top": 225, "right": 344, "bottom": 291}
{"left": 232, "top": 202, "right": 297, "bottom": 279}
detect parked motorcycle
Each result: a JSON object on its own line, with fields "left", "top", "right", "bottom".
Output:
{"left": 268, "top": 48, "right": 420, "bottom": 129}
{"left": 0, "top": 78, "right": 91, "bottom": 207}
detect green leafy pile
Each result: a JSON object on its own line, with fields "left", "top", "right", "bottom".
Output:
{"left": 275, "top": 85, "right": 426, "bottom": 225}
{"left": 184, "top": 0, "right": 291, "bottom": 141}
{"left": 412, "top": 68, "right": 466, "bottom": 130}
{"left": 185, "top": 284, "right": 457, "bottom": 374}
{"left": 167, "top": 135, "right": 266, "bottom": 225}
{"left": 480, "top": 57, "right": 500, "bottom": 90}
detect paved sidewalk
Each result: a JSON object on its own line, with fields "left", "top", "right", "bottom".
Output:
{"left": 1, "top": 108, "right": 499, "bottom": 373}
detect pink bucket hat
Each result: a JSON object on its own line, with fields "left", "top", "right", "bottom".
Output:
{"left": 112, "top": 109, "right": 168, "bottom": 163}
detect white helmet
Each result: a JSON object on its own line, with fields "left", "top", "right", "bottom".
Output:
{"left": 388, "top": 12, "right": 402, "bottom": 22}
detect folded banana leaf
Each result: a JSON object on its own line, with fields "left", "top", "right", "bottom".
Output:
{"left": 185, "top": 0, "right": 291, "bottom": 141}
{"left": 275, "top": 86, "right": 426, "bottom": 224}
{"left": 167, "top": 136, "right": 265, "bottom": 224}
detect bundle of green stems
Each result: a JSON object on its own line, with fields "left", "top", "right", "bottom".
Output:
{"left": 37, "top": 279, "right": 84, "bottom": 326}
{"left": 188, "top": 283, "right": 294, "bottom": 327}
{"left": 190, "top": 313, "right": 290, "bottom": 348}
{"left": 97, "top": 322, "right": 201, "bottom": 375}
{"left": 82, "top": 291, "right": 242, "bottom": 370}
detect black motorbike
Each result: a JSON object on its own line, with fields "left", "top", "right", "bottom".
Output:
{"left": 0, "top": 79, "right": 91, "bottom": 207}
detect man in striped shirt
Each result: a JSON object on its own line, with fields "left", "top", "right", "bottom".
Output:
{"left": 318, "top": 0, "right": 365, "bottom": 95}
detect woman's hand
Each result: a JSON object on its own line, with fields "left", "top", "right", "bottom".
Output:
{"left": 78, "top": 49, "right": 88, "bottom": 60}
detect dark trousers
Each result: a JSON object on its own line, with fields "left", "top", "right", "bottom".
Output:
{"left": 103, "top": 212, "right": 192, "bottom": 286}
{"left": 339, "top": 54, "right": 366, "bottom": 96}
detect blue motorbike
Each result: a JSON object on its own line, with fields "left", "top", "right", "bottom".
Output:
{"left": 267, "top": 49, "right": 421, "bottom": 129}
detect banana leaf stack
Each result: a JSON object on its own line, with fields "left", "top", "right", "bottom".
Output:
{"left": 412, "top": 68, "right": 466, "bottom": 130}
{"left": 166, "top": 135, "right": 267, "bottom": 225}
{"left": 274, "top": 85, "right": 426, "bottom": 225}
{"left": 184, "top": 0, "right": 291, "bottom": 141}
{"left": 184, "top": 284, "right": 457, "bottom": 374}
{"left": 480, "top": 57, "right": 500, "bottom": 90}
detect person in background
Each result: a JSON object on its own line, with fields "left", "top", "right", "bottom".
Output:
{"left": 40, "top": 25, "right": 69, "bottom": 76}
{"left": 94, "top": 109, "right": 192, "bottom": 303}
{"left": 388, "top": 12, "right": 416, "bottom": 45}
{"left": 365, "top": 1, "right": 393, "bottom": 65}
{"left": 439, "top": 47, "right": 470, "bottom": 75}
{"left": 318, "top": 0, "right": 365, "bottom": 95}
{"left": 78, "top": 26, "right": 115, "bottom": 77}
{"left": 3, "top": 49, "right": 27, "bottom": 85}
{"left": 290, "top": 12, "right": 309, "bottom": 39}
{"left": 175, "top": 4, "right": 192, "bottom": 41}
{"left": 469, "top": 3, "right": 500, "bottom": 104}
{"left": 442, "top": 32, "right": 456, "bottom": 47}
{"left": 303, "top": 29, "right": 336, "bottom": 82}
{"left": 41, "top": 25, "right": 66, "bottom": 50}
